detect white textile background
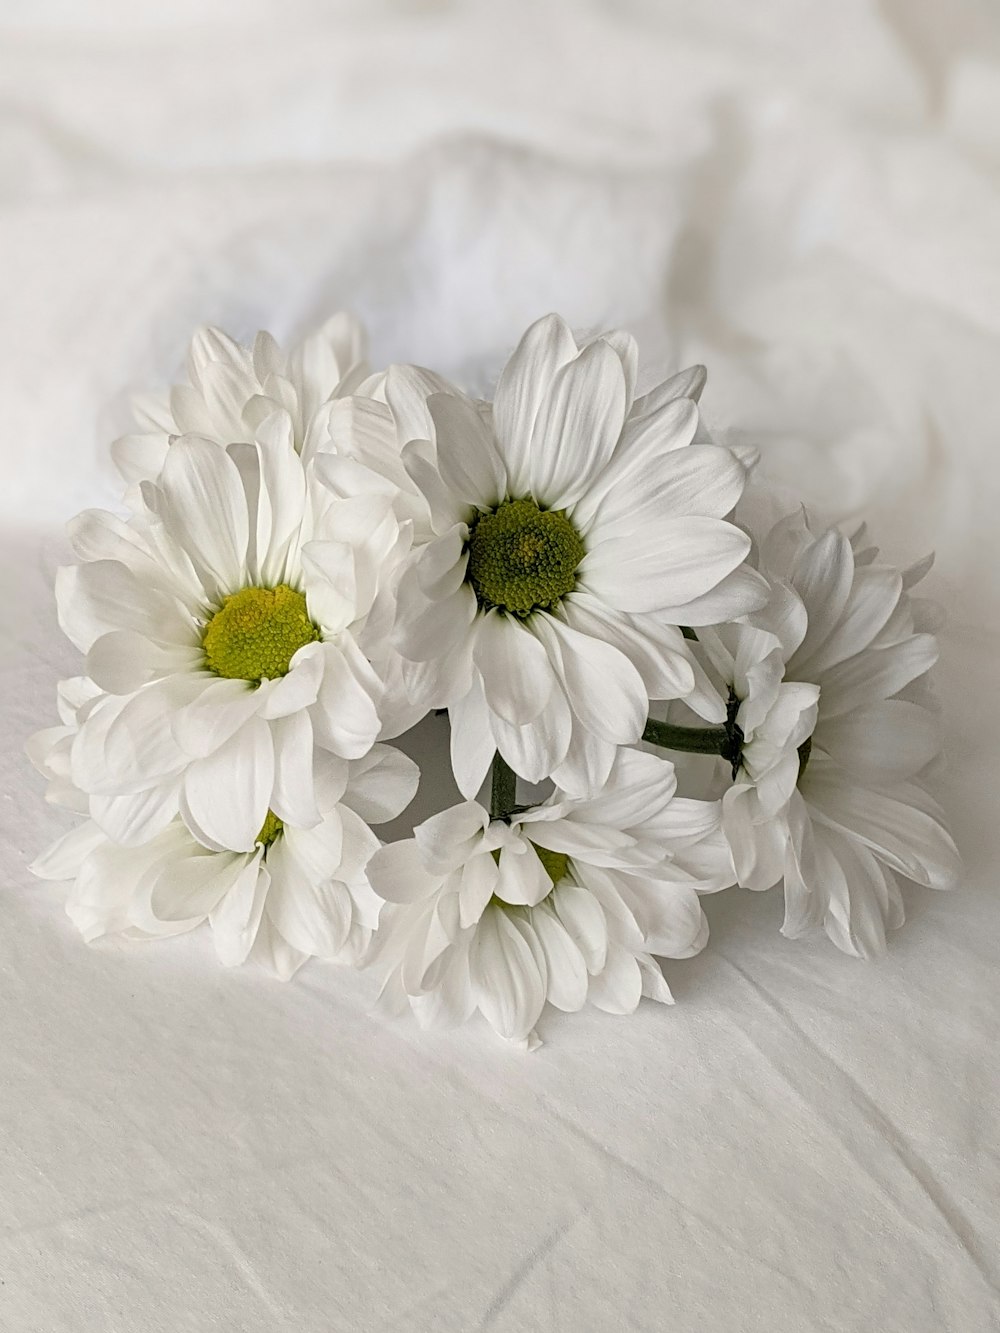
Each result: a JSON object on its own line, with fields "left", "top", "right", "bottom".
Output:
{"left": 2, "top": 3, "right": 999, "bottom": 1330}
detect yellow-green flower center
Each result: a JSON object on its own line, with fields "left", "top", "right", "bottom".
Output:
{"left": 202, "top": 585, "right": 320, "bottom": 682}
{"left": 256, "top": 809, "right": 284, "bottom": 848}
{"left": 467, "top": 499, "right": 584, "bottom": 617}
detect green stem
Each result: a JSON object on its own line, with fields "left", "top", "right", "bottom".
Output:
{"left": 641, "top": 718, "right": 731, "bottom": 755}
{"left": 490, "top": 752, "right": 518, "bottom": 820}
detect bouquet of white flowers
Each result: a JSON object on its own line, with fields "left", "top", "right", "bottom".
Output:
{"left": 28, "top": 312, "right": 960, "bottom": 1048}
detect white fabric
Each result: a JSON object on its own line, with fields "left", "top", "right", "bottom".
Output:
{"left": 2, "top": 3, "right": 999, "bottom": 1329}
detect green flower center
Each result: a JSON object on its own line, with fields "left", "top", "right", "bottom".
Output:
{"left": 491, "top": 841, "right": 570, "bottom": 907}
{"left": 467, "top": 499, "right": 584, "bottom": 617}
{"left": 256, "top": 809, "right": 284, "bottom": 848}
{"left": 202, "top": 585, "right": 320, "bottom": 682}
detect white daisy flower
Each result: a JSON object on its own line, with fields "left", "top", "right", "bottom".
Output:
{"left": 112, "top": 313, "right": 372, "bottom": 484}
{"left": 55, "top": 434, "right": 404, "bottom": 852}
{"left": 30, "top": 739, "right": 418, "bottom": 979}
{"left": 366, "top": 749, "right": 734, "bottom": 1048}
{"left": 384, "top": 313, "right": 768, "bottom": 797}
{"left": 694, "top": 509, "right": 960, "bottom": 957}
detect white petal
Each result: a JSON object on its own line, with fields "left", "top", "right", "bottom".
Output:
{"left": 171, "top": 677, "right": 264, "bottom": 759}
{"left": 367, "top": 839, "right": 441, "bottom": 905}
{"left": 550, "top": 882, "right": 608, "bottom": 973}
{"left": 474, "top": 610, "right": 556, "bottom": 726}
{"left": 269, "top": 710, "right": 321, "bottom": 828}
{"left": 806, "top": 772, "right": 960, "bottom": 890}
{"left": 549, "top": 725, "right": 618, "bottom": 799}
{"left": 582, "top": 516, "right": 751, "bottom": 614}
{"left": 90, "top": 782, "right": 181, "bottom": 846}
{"left": 342, "top": 744, "right": 420, "bottom": 825}
{"left": 301, "top": 540, "right": 358, "bottom": 635}
{"left": 817, "top": 634, "right": 938, "bottom": 719}
{"left": 264, "top": 839, "right": 352, "bottom": 958}
{"left": 87, "top": 632, "right": 202, "bottom": 695}
{"left": 572, "top": 397, "right": 699, "bottom": 529}
{"left": 56, "top": 561, "right": 193, "bottom": 655}
{"left": 253, "top": 440, "right": 306, "bottom": 587}
{"left": 591, "top": 444, "right": 747, "bottom": 542}
{"left": 814, "top": 700, "right": 939, "bottom": 782}
{"left": 529, "top": 903, "right": 589, "bottom": 1011}
{"left": 413, "top": 801, "right": 490, "bottom": 872}
{"left": 429, "top": 392, "right": 506, "bottom": 509}
{"left": 494, "top": 841, "right": 551, "bottom": 907}
{"left": 619, "top": 877, "right": 706, "bottom": 957}
{"left": 786, "top": 529, "right": 854, "bottom": 663}
{"left": 470, "top": 907, "right": 546, "bottom": 1042}
{"left": 488, "top": 685, "right": 573, "bottom": 785}
{"left": 73, "top": 683, "right": 191, "bottom": 795}
{"left": 449, "top": 676, "right": 497, "bottom": 800}
{"left": 492, "top": 313, "right": 578, "bottom": 498}
{"left": 30, "top": 820, "right": 105, "bottom": 880}
{"left": 255, "top": 644, "right": 324, "bottom": 720}
{"left": 112, "top": 433, "right": 169, "bottom": 483}
{"left": 633, "top": 364, "right": 707, "bottom": 412}
{"left": 527, "top": 338, "right": 627, "bottom": 509}
{"left": 396, "top": 579, "right": 477, "bottom": 664}
{"left": 157, "top": 436, "right": 250, "bottom": 600}
{"left": 209, "top": 854, "right": 270, "bottom": 966}
{"left": 383, "top": 362, "right": 460, "bottom": 444}
{"left": 790, "top": 567, "right": 902, "bottom": 677}
{"left": 587, "top": 944, "right": 643, "bottom": 1014}
{"left": 311, "top": 639, "right": 382, "bottom": 759}
{"left": 534, "top": 615, "right": 646, "bottom": 744}
{"left": 180, "top": 718, "right": 274, "bottom": 852}
{"left": 252, "top": 913, "right": 310, "bottom": 981}
{"left": 654, "top": 565, "right": 772, "bottom": 627}
{"left": 138, "top": 848, "right": 245, "bottom": 932}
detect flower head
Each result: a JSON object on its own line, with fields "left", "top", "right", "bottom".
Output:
{"left": 53, "top": 434, "right": 405, "bottom": 852}
{"left": 30, "top": 742, "right": 418, "bottom": 978}
{"left": 112, "top": 314, "right": 371, "bottom": 484}
{"left": 384, "top": 314, "right": 768, "bottom": 798}
{"left": 366, "top": 749, "right": 733, "bottom": 1048}
{"left": 696, "top": 509, "right": 960, "bottom": 956}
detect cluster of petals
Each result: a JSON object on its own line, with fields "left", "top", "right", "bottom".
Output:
{"left": 31, "top": 722, "right": 417, "bottom": 978}
{"left": 380, "top": 313, "right": 769, "bottom": 797}
{"left": 25, "top": 309, "right": 962, "bottom": 1047}
{"left": 694, "top": 507, "right": 960, "bottom": 957}
{"left": 366, "top": 750, "right": 732, "bottom": 1047}
{"left": 52, "top": 434, "right": 405, "bottom": 853}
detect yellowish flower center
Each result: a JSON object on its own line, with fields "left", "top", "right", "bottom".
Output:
{"left": 256, "top": 809, "right": 284, "bottom": 848}
{"left": 202, "top": 585, "right": 320, "bottom": 682}
{"left": 467, "top": 498, "right": 584, "bottom": 617}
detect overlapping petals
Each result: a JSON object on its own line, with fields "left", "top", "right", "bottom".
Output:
{"left": 31, "top": 742, "right": 418, "bottom": 978}
{"left": 54, "top": 435, "right": 403, "bottom": 852}
{"left": 26, "top": 308, "right": 962, "bottom": 1042}
{"left": 366, "top": 750, "right": 733, "bottom": 1047}
{"left": 695, "top": 508, "right": 960, "bottom": 956}
{"left": 112, "top": 313, "right": 371, "bottom": 484}
{"left": 386, "top": 313, "right": 767, "bottom": 797}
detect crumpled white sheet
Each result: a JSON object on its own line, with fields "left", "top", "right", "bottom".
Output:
{"left": 2, "top": 3, "right": 999, "bottom": 1330}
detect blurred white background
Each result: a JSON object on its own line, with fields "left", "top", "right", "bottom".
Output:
{"left": 3, "top": 5, "right": 999, "bottom": 1331}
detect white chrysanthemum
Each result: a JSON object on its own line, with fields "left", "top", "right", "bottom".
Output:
{"left": 383, "top": 313, "right": 768, "bottom": 797}
{"left": 112, "top": 313, "right": 372, "bottom": 483}
{"left": 695, "top": 510, "right": 960, "bottom": 957}
{"left": 366, "top": 749, "right": 734, "bottom": 1048}
{"left": 52, "top": 434, "right": 406, "bottom": 852}
{"left": 30, "top": 736, "right": 418, "bottom": 979}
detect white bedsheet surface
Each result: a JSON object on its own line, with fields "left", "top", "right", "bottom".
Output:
{"left": 2, "top": 4, "right": 999, "bottom": 1329}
